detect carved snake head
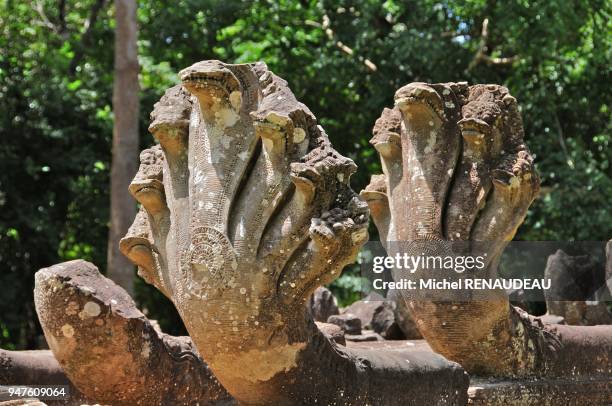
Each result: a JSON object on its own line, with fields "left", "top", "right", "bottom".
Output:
{"left": 365, "top": 82, "right": 539, "bottom": 249}
{"left": 122, "top": 61, "right": 369, "bottom": 356}
{"left": 180, "top": 60, "right": 243, "bottom": 121}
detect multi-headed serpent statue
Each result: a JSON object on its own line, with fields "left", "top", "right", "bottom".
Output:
{"left": 361, "top": 82, "right": 611, "bottom": 384}
{"left": 13, "top": 61, "right": 610, "bottom": 405}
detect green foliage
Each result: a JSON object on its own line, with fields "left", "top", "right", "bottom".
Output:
{"left": 0, "top": 0, "right": 114, "bottom": 348}
{"left": 1, "top": 0, "right": 610, "bottom": 347}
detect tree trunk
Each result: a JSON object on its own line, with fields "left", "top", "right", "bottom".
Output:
{"left": 107, "top": 0, "right": 140, "bottom": 294}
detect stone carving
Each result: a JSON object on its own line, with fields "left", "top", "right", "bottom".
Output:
{"left": 119, "top": 61, "right": 468, "bottom": 404}
{"left": 26, "top": 64, "right": 611, "bottom": 403}
{"left": 33, "top": 260, "right": 231, "bottom": 405}
{"left": 363, "top": 82, "right": 612, "bottom": 379}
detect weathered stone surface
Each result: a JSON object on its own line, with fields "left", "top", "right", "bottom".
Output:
{"left": 468, "top": 376, "right": 612, "bottom": 405}
{"left": 388, "top": 290, "right": 422, "bottom": 339}
{"left": 584, "top": 302, "right": 612, "bottom": 325}
{"left": 346, "top": 338, "right": 431, "bottom": 352}
{"left": 0, "top": 349, "right": 90, "bottom": 405}
{"left": 363, "top": 82, "right": 612, "bottom": 379}
{"left": 327, "top": 313, "right": 362, "bottom": 335}
{"left": 537, "top": 314, "right": 565, "bottom": 325}
{"left": 345, "top": 331, "right": 384, "bottom": 342}
{"left": 545, "top": 250, "right": 602, "bottom": 300}
{"left": 315, "top": 322, "right": 346, "bottom": 345}
{"left": 33, "top": 260, "right": 232, "bottom": 405}
{"left": 342, "top": 292, "right": 384, "bottom": 327}
{"left": 371, "top": 301, "right": 405, "bottom": 339}
{"left": 0, "top": 349, "right": 67, "bottom": 387}
{"left": 507, "top": 288, "right": 530, "bottom": 312}
{"left": 349, "top": 339, "right": 612, "bottom": 404}
{"left": 341, "top": 293, "right": 413, "bottom": 339}
{"left": 0, "top": 399, "right": 47, "bottom": 406}
{"left": 544, "top": 249, "right": 612, "bottom": 325}
{"left": 120, "top": 61, "right": 469, "bottom": 404}
{"left": 307, "top": 287, "right": 339, "bottom": 322}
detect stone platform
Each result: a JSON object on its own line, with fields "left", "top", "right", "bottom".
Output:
{"left": 348, "top": 339, "right": 612, "bottom": 405}
{"left": 468, "top": 376, "right": 612, "bottom": 405}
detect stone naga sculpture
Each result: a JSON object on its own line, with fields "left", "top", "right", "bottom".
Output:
{"left": 362, "top": 82, "right": 611, "bottom": 377}
{"left": 120, "top": 61, "right": 468, "bottom": 404}
{"left": 34, "top": 260, "right": 231, "bottom": 405}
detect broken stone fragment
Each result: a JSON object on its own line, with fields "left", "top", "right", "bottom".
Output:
{"left": 341, "top": 292, "right": 411, "bottom": 339}
{"left": 537, "top": 314, "right": 565, "bottom": 325}
{"left": 371, "top": 301, "right": 405, "bottom": 340}
{"left": 327, "top": 313, "right": 362, "bottom": 335}
{"left": 315, "top": 322, "right": 346, "bottom": 345}
{"left": 341, "top": 292, "right": 384, "bottom": 328}
{"left": 307, "top": 286, "right": 339, "bottom": 322}
{"left": 345, "top": 331, "right": 384, "bottom": 342}
{"left": 544, "top": 249, "right": 612, "bottom": 325}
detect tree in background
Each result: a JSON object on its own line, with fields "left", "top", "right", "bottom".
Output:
{"left": 0, "top": 0, "right": 115, "bottom": 349}
{"left": 107, "top": 0, "right": 139, "bottom": 295}
{"left": 0, "top": 0, "right": 609, "bottom": 349}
